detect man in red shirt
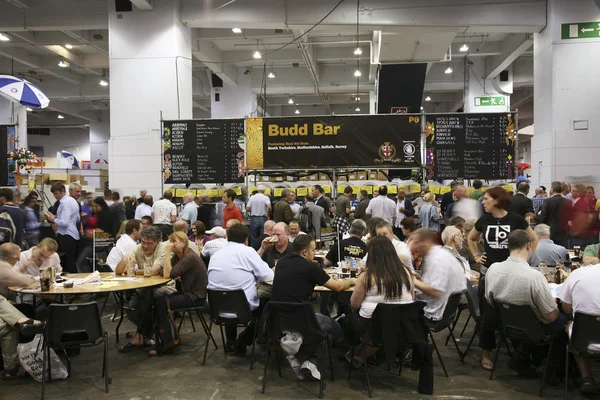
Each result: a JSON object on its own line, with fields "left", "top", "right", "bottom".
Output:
{"left": 223, "top": 189, "right": 243, "bottom": 227}
{"left": 571, "top": 184, "right": 599, "bottom": 248}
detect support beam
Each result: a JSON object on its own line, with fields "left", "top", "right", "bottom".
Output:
{"left": 4, "top": 0, "right": 30, "bottom": 8}
{"left": 292, "top": 29, "right": 328, "bottom": 112}
{"left": 46, "top": 100, "right": 100, "bottom": 122}
{"left": 192, "top": 34, "right": 237, "bottom": 86}
{"left": 130, "top": 0, "right": 154, "bottom": 11}
{"left": 485, "top": 34, "right": 533, "bottom": 79}
{"left": 63, "top": 30, "right": 109, "bottom": 56}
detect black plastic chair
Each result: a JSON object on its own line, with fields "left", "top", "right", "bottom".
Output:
{"left": 204, "top": 289, "right": 258, "bottom": 368}
{"left": 259, "top": 301, "right": 333, "bottom": 399}
{"left": 565, "top": 312, "right": 600, "bottom": 399}
{"left": 41, "top": 302, "right": 111, "bottom": 400}
{"left": 175, "top": 302, "right": 218, "bottom": 350}
{"left": 490, "top": 301, "right": 561, "bottom": 396}
{"left": 425, "top": 291, "right": 466, "bottom": 377}
{"left": 460, "top": 281, "right": 481, "bottom": 361}
{"left": 445, "top": 302, "right": 468, "bottom": 345}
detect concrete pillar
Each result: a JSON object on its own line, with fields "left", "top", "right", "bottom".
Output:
{"left": 531, "top": 0, "right": 600, "bottom": 190}
{"left": 0, "top": 99, "right": 27, "bottom": 149}
{"left": 369, "top": 90, "right": 376, "bottom": 115}
{"left": 90, "top": 111, "right": 109, "bottom": 170}
{"left": 108, "top": 0, "right": 192, "bottom": 197}
{"left": 463, "top": 58, "right": 512, "bottom": 114}
{"left": 211, "top": 69, "right": 256, "bottom": 118}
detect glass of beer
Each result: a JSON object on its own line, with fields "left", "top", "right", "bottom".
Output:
{"left": 574, "top": 246, "right": 581, "bottom": 257}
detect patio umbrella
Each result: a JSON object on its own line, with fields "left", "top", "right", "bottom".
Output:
{"left": 0, "top": 75, "right": 49, "bottom": 108}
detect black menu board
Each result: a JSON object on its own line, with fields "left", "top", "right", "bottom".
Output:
{"left": 162, "top": 119, "right": 245, "bottom": 184}
{"left": 425, "top": 113, "right": 516, "bottom": 180}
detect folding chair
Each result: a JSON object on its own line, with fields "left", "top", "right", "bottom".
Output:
{"left": 174, "top": 302, "right": 218, "bottom": 350}
{"left": 564, "top": 312, "right": 600, "bottom": 399}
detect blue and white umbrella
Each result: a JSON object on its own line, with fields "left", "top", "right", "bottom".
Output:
{"left": 0, "top": 75, "right": 49, "bottom": 108}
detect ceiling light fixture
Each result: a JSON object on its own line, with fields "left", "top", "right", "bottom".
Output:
{"left": 58, "top": 60, "right": 69, "bottom": 68}
{"left": 459, "top": 44, "right": 469, "bottom": 52}
{"left": 355, "top": 107, "right": 361, "bottom": 112}
{"left": 0, "top": 33, "right": 10, "bottom": 42}
{"left": 355, "top": 96, "right": 361, "bottom": 101}
{"left": 295, "top": 109, "right": 300, "bottom": 114}
{"left": 288, "top": 98, "right": 294, "bottom": 104}
{"left": 445, "top": 67, "right": 453, "bottom": 74}
{"left": 420, "top": 106, "right": 424, "bottom": 110}
{"left": 354, "top": 69, "right": 361, "bottom": 77}
{"left": 57, "top": 114, "right": 64, "bottom": 119}
{"left": 354, "top": 47, "right": 362, "bottom": 55}
{"left": 65, "top": 44, "right": 73, "bottom": 49}
{"left": 253, "top": 50, "right": 261, "bottom": 59}
{"left": 99, "top": 79, "right": 108, "bottom": 86}
{"left": 425, "top": 96, "right": 431, "bottom": 101}
{"left": 267, "top": 71, "right": 275, "bottom": 79}
{"left": 232, "top": 28, "right": 242, "bottom": 34}
{"left": 25, "top": 107, "right": 33, "bottom": 112}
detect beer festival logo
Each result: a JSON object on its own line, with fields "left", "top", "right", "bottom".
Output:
{"left": 374, "top": 142, "right": 402, "bottom": 163}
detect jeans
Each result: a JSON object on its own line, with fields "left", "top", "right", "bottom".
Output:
{"left": 319, "top": 292, "right": 351, "bottom": 317}
{"left": 249, "top": 216, "right": 266, "bottom": 247}
{"left": 127, "top": 289, "right": 154, "bottom": 337}
{"left": 295, "top": 313, "right": 342, "bottom": 362}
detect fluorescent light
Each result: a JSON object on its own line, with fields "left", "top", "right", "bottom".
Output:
{"left": 58, "top": 60, "right": 69, "bottom": 68}
{"left": 0, "top": 33, "right": 10, "bottom": 42}
{"left": 25, "top": 107, "right": 33, "bottom": 112}
{"left": 425, "top": 96, "right": 431, "bottom": 101}
{"left": 445, "top": 67, "right": 453, "bottom": 74}
{"left": 354, "top": 69, "right": 361, "bottom": 77}
{"left": 355, "top": 107, "right": 361, "bottom": 112}
{"left": 295, "top": 109, "right": 300, "bottom": 114}
{"left": 57, "top": 114, "right": 64, "bottom": 119}
{"left": 354, "top": 47, "right": 362, "bottom": 55}
{"left": 267, "top": 71, "right": 275, "bottom": 79}
{"left": 253, "top": 50, "right": 262, "bottom": 59}
{"left": 65, "top": 44, "right": 73, "bottom": 49}
{"left": 288, "top": 98, "right": 294, "bottom": 104}
{"left": 232, "top": 28, "right": 242, "bottom": 34}
{"left": 99, "top": 79, "right": 108, "bottom": 86}
{"left": 459, "top": 44, "right": 469, "bottom": 52}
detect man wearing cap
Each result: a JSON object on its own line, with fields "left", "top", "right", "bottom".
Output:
{"left": 201, "top": 227, "right": 228, "bottom": 258}
{"left": 246, "top": 185, "right": 271, "bottom": 247}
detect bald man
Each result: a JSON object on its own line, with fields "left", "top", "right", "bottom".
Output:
{"left": 172, "top": 220, "right": 200, "bottom": 255}
{"left": 179, "top": 193, "right": 198, "bottom": 224}
{"left": 257, "top": 222, "right": 292, "bottom": 269}
{"left": 253, "top": 220, "right": 275, "bottom": 251}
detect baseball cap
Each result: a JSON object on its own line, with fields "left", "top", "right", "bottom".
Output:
{"left": 206, "top": 227, "right": 227, "bottom": 238}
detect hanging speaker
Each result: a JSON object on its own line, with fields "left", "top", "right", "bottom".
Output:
{"left": 211, "top": 73, "right": 223, "bottom": 88}
{"left": 115, "top": 0, "right": 133, "bottom": 12}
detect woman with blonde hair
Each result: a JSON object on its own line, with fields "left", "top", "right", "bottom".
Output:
{"left": 116, "top": 219, "right": 129, "bottom": 240}
{"left": 149, "top": 231, "right": 207, "bottom": 356}
{"left": 418, "top": 192, "right": 441, "bottom": 232}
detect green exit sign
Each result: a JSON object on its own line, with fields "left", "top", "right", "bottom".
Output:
{"left": 561, "top": 22, "right": 600, "bottom": 39}
{"left": 474, "top": 96, "right": 506, "bottom": 107}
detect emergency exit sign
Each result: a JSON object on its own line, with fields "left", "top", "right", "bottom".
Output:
{"left": 474, "top": 96, "right": 506, "bottom": 107}
{"left": 561, "top": 22, "right": 600, "bottom": 40}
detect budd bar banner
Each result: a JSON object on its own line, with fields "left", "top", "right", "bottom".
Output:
{"left": 246, "top": 115, "right": 422, "bottom": 169}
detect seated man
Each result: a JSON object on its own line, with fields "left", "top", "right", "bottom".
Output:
{"left": 530, "top": 223, "right": 568, "bottom": 267}
{"left": 107, "top": 219, "right": 142, "bottom": 271}
{"left": 201, "top": 227, "right": 228, "bottom": 259}
{"left": 13, "top": 238, "right": 61, "bottom": 277}
{"left": 0, "top": 243, "right": 35, "bottom": 303}
{"left": 485, "top": 229, "right": 567, "bottom": 381}
{"left": 208, "top": 223, "right": 274, "bottom": 356}
{"left": 559, "top": 263, "right": 600, "bottom": 395}
{"left": 172, "top": 220, "right": 199, "bottom": 255}
{"left": 409, "top": 228, "right": 466, "bottom": 322}
{"left": 116, "top": 226, "right": 171, "bottom": 352}
{"left": 141, "top": 215, "right": 153, "bottom": 231}
{"left": 252, "top": 220, "right": 275, "bottom": 251}
{"left": 441, "top": 226, "right": 479, "bottom": 284}
{"left": 288, "top": 219, "right": 306, "bottom": 243}
{"left": 374, "top": 220, "right": 413, "bottom": 269}
{"left": 271, "top": 235, "right": 355, "bottom": 381}
{"left": 582, "top": 241, "right": 600, "bottom": 265}
{"left": 257, "top": 222, "right": 293, "bottom": 269}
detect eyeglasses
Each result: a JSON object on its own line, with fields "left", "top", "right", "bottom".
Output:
{"left": 141, "top": 240, "right": 157, "bottom": 246}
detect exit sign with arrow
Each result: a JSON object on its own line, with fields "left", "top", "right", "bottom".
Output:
{"left": 474, "top": 96, "right": 506, "bottom": 107}
{"left": 561, "top": 22, "right": 600, "bottom": 40}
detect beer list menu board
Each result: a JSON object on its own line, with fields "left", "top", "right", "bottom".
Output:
{"left": 425, "top": 113, "right": 516, "bottom": 180}
{"left": 163, "top": 119, "right": 245, "bottom": 184}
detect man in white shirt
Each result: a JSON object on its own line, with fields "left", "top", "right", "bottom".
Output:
{"left": 152, "top": 191, "right": 177, "bottom": 241}
{"left": 441, "top": 226, "right": 479, "bottom": 284}
{"left": 106, "top": 219, "right": 142, "bottom": 271}
{"left": 201, "top": 227, "right": 228, "bottom": 258}
{"left": 289, "top": 192, "right": 301, "bottom": 215}
{"left": 47, "top": 182, "right": 80, "bottom": 273}
{"left": 13, "top": 238, "right": 62, "bottom": 277}
{"left": 392, "top": 189, "right": 415, "bottom": 240}
{"left": 559, "top": 264, "right": 600, "bottom": 395}
{"left": 208, "top": 223, "right": 274, "bottom": 355}
{"left": 135, "top": 195, "right": 153, "bottom": 220}
{"left": 246, "top": 185, "right": 272, "bottom": 247}
{"left": 179, "top": 193, "right": 198, "bottom": 225}
{"left": 365, "top": 185, "right": 396, "bottom": 224}
{"left": 374, "top": 220, "right": 413, "bottom": 270}
{"left": 409, "top": 228, "right": 466, "bottom": 321}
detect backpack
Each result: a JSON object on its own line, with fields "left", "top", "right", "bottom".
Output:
{"left": 0, "top": 211, "right": 16, "bottom": 245}
{"left": 299, "top": 206, "right": 314, "bottom": 235}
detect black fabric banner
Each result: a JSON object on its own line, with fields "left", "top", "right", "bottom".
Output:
{"left": 246, "top": 115, "right": 422, "bottom": 169}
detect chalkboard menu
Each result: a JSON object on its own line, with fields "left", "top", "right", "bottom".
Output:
{"left": 425, "top": 113, "right": 516, "bottom": 180}
{"left": 162, "top": 119, "right": 245, "bottom": 184}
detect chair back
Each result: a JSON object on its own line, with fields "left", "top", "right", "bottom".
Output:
{"left": 207, "top": 289, "right": 253, "bottom": 326}
{"left": 571, "top": 312, "right": 600, "bottom": 356}
{"left": 465, "top": 281, "right": 480, "bottom": 320}
{"left": 435, "top": 291, "right": 466, "bottom": 330}
{"left": 261, "top": 301, "right": 325, "bottom": 345}
{"left": 47, "top": 302, "right": 104, "bottom": 347}
{"left": 494, "top": 301, "right": 547, "bottom": 343}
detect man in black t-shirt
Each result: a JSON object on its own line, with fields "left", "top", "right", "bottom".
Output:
{"left": 323, "top": 219, "right": 368, "bottom": 267}
{"left": 271, "top": 235, "right": 355, "bottom": 381}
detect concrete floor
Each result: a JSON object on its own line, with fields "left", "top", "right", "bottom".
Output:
{"left": 1, "top": 297, "right": 594, "bottom": 400}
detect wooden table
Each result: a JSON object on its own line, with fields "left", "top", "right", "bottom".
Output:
{"left": 264, "top": 268, "right": 354, "bottom": 292}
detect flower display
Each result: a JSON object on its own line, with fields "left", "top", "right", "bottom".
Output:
{"left": 9, "top": 147, "right": 38, "bottom": 174}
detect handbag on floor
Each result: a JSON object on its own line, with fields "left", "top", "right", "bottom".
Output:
{"left": 154, "top": 296, "right": 181, "bottom": 355}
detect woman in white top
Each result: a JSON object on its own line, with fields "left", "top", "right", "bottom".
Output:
{"left": 347, "top": 236, "right": 415, "bottom": 367}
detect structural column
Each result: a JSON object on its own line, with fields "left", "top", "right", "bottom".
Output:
{"left": 0, "top": 98, "right": 27, "bottom": 150}
{"left": 531, "top": 0, "right": 600, "bottom": 190}
{"left": 108, "top": 0, "right": 192, "bottom": 197}
{"left": 89, "top": 110, "right": 109, "bottom": 169}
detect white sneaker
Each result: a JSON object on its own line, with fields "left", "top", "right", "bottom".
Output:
{"left": 301, "top": 360, "right": 321, "bottom": 381}
{"left": 286, "top": 355, "right": 305, "bottom": 380}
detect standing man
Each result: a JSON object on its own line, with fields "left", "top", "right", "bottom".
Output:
{"left": 510, "top": 182, "right": 536, "bottom": 221}
{"left": 46, "top": 183, "right": 80, "bottom": 273}
{"left": 81, "top": 192, "right": 94, "bottom": 228}
{"left": 110, "top": 192, "right": 126, "bottom": 225}
{"left": 0, "top": 189, "right": 25, "bottom": 248}
{"left": 197, "top": 195, "right": 216, "bottom": 230}
{"left": 296, "top": 195, "right": 326, "bottom": 240}
{"left": 470, "top": 179, "right": 484, "bottom": 200}
{"left": 532, "top": 187, "right": 546, "bottom": 214}
{"left": 441, "top": 181, "right": 458, "bottom": 216}
{"left": 273, "top": 189, "right": 294, "bottom": 224}
{"left": 222, "top": 189, "right": 243, "bottom": 227}
{"left": 333, "top": 187, "right": 353, "bottom": 236}
{"left": 152, "top": 191, "right": 177, "bottom": 241}
{"left": 365, "top": 185, "right": 396, "bottom": 224}
{"left": 137, "top": 189, "right": 147, "bottom": 206}
{"left": 135, "top": 195, "right": 153, "bottom": 220}
{"left": 179, "top": 193, "right": 198, "bottom": 225}
{"left": 571, "top": 184, "right": 599, "bottom": 249}
{"left": 312, "top": 185, "right": 334, "bottom": 216}
{"left": 246, "top": 185, "right": 271, "bottom": 246}
{"left": 354, "top": 190, "right": 370, "bottom": 221}
{"left": 289, "top": 192, "right": 301, "bottom": 215}
{"left": 539, "top": 181, "right": 570, "bottom": 248}
{"left": 392, "top": 189, "right": 414, "bottom": 240}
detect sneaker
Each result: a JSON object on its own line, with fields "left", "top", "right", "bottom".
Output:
{"left": 224, "top": 340, "right": 237, "bottom": 354}
{"left": 144, "top": 337, "right": 156, "bottom": 347}
{"left": 301, "top": 360, "right": 322, "bottom": 381}
{"left": 286, "top": 355, "right": 305, "bottom": 380}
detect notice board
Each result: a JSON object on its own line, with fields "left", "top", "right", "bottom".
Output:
{"left": 162, "top": 119, "right": 245, "bottom": 184}
{"left": 425, "top": 113, "right": 516, "bottom": 180}
{"left": 246, "top": 115, "right": 422, "bottom": 169}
